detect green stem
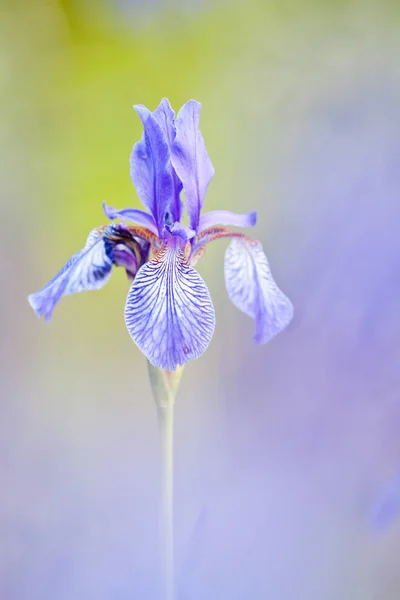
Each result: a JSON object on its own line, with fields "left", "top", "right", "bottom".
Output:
{"left": 158, "top": 392, "right": 175, "bottom": 600}
{"left": 147, "top": 362, "right": 183, "bottom": 600}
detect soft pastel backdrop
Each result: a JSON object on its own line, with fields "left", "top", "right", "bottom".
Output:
{"left": 2, "top": 0, "right": 400, "bottom": 598}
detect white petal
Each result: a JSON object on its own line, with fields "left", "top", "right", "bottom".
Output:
{"left": 225, "top": 238, "right": 293, "bottom": 343}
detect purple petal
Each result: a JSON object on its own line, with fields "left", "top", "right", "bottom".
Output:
{"left": 198, "top": 210, "right": 257, "bottom": 233}
{"left": 130, "top": 105, "right": 173, "bottom": 235}
{"left": 28, "top": 229, "right": 112, "bottom": 321}
{"left": 224, "top": 238, "right": 293, "bottom": 343}
{"left": 168, "top": 222, "right": 196, "bottom": 243}
{"left": 125, "top": 246, "right": 215, "bottom": 370}
{"left": 102, "top": 202, "right": 158, "bottom": 234}
{"left": 171, "top": 100, "right": 214, "bottom": 232}
{"left": 153, "top": 98, "right": 183, "bottom": 223}
{"left": 153, "top": 99, "right": 175, "bottom": 146}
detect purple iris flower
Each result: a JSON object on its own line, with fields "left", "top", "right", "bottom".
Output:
{"left": 28, "top": 99, "right": 293, "bottom": 371}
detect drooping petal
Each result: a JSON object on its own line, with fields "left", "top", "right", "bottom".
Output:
{"left": 153, "top": 98, "right": 183, "bottom": 223}
{"left": 28, "top": 228, "right": 112, "bottom": 321}
{"left": 125, "top": 245, "right": 215, "bottom": 371}
{"left": 224, "top": 238, "right": 293, "bottom": 343}
{"left": 171, "top": 100, "right": 214, "bottom": 232}
{"left": 198, "top": 209, "right": 257, "bottom": 233}
{"left": 130, "top": 105, "right": 173, "bottom": 235}
{"left": 102, "top": 201, "right": 158, "bottom": 234}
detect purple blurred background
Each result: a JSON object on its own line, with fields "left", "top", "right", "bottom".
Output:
{"left": 1, "top": 0, "right": 400, "bottom": 598}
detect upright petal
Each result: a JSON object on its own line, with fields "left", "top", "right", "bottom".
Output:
{"left": 224, "top": 238, "right": 293, "bottom": 343}
{"left": 152, "top": 99, "right": 175, "bottom": 145}
{"left": 125, "top": 245, "right": 215, "bottom": 371}
{"left": 130, "top": 105, "right": 173, "bottom": 235}
{"left": 28, "top": 228, "right": 112, "bottom": 321}
{"left": 198, "top": 210, "right": 257, "bottom": 233}
{"left": 153, "top": 98, "right": 183, "bottom": 223}
{"left": 102, "top": 201, "right": 158, "bottom": 234}
{"left": 171, "top": 100, "right": 214, "bottom": 232}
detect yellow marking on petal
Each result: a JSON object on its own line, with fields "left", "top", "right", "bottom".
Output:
{"left": 190, "top": 245, "right": 206, "bottom": 266}
{"left": 152, "top": 243, "right": 168, "bottom": 263}
{"left": 183, "top": 241, "right": 191, "bottom": 263}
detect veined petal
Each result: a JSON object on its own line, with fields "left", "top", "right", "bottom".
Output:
{"left": 198, "top": 210, "right": 257, "bottom": 233}
{"left": 225, "top": 238, "right": 293, "bottom": 343}
{"left": 171, "top": 100, "right": 214, "bottom": 232}
{"left": 28, "top": 228, "right": 112, "bottom": 321}
{"left": 125, "top": 245, "right": 215, "bottom": 371}
{"left": 153, "top": 99, "right": 175, "bottom": 146}
{"left": 153, "top": 98, "right": 183, "bottom": 223}
{"left": 130, "top": 105, "right": 173, "bottom": 235}
{"left": 102, "top": 201, "right": 158, "bottom": 234}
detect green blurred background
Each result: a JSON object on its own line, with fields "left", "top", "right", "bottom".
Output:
{"left": 2, "top": 0, "right": 400, "bottom": 598}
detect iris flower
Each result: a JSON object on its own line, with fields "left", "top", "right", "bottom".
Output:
{"left": 28, "top": 99, "right": 293, "bottom": 370}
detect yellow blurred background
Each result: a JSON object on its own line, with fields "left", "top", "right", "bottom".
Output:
{"left": 2, "top": 0, "right": 400, "bottom": 598}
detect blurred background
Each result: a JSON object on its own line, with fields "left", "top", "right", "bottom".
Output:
{"left": 2, "top": 0, "right": 400, "bottom": 598}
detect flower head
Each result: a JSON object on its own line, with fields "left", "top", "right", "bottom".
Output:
{"left": 28, "top": 99, "right": 293, "bottom": 370}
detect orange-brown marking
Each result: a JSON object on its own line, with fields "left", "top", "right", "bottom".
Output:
{"left": 190, "top": 226, "right": 253, "bottom": 265}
